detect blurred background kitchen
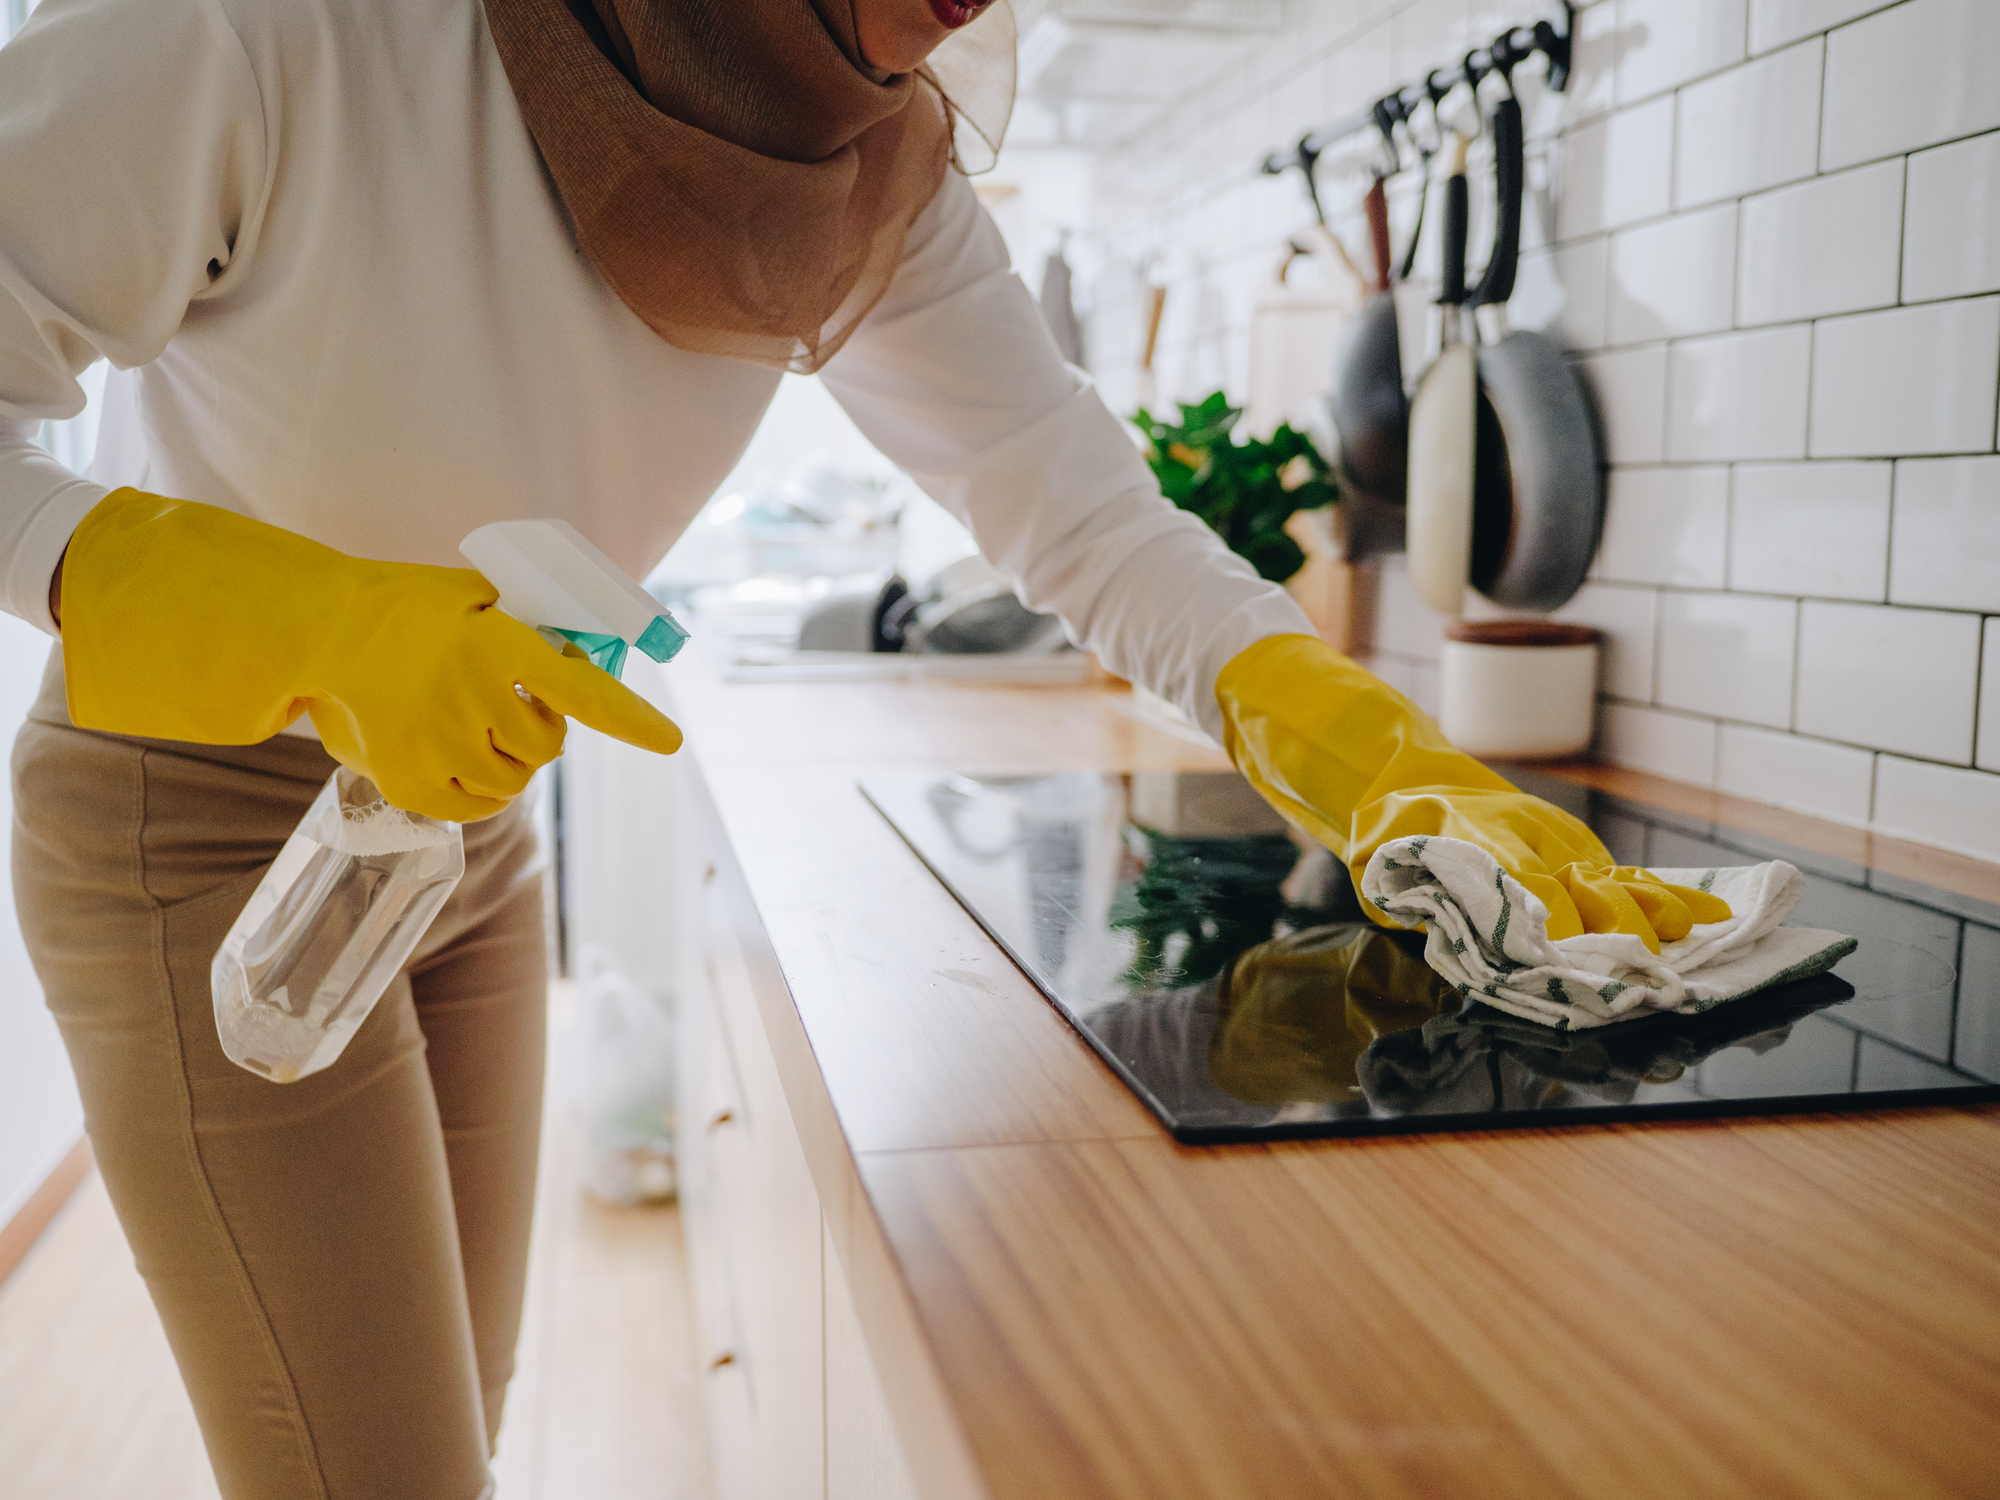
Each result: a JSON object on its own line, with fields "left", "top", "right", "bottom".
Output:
{"left": 654, "top": 0, "right": 2000, "bottom": 851}
{"left": 2, "top": 0, "right": 1996, "bottom": 1495}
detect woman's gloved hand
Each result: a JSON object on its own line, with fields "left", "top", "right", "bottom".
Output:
{"left": 1215, "top": 634, "right": 1730, "bottom": 953}
{"left": 58, "top": 490, "right": 683, "bottom": 822}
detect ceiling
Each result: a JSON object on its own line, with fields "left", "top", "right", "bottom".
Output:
{"left": 1006, "top": 0, "right": 1286, "bottom": 149}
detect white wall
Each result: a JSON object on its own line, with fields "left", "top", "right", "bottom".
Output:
{"left": 1, "top": 0, "right": 88, "bottom": 1233}
{"left": 1084, "top": 0, "right": 2000, "bottom": 862}
{"left": 0, "top": 612, "right": 81, "bottom": 1230}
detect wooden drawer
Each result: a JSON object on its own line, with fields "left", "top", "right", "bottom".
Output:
{"left": 674, "top": 936, "right": 754, "bottom": 1479}
{"left": 681, "top": 824, "right": 824, "bottom": 1500}
{"left": 675, "top": 775, "right": 929, "bottom": 1500}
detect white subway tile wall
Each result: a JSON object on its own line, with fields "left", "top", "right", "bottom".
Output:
{"left": 1511, "top": 238, "right": 1609, "bottom": 348}
{"left": 1888, "top": 457, "right": 2000, "bottom": 611}
{"left": 1656, "top": 590, "right": 1798, "bottom": 727}
{"left": 1794, "top": 601, "right": 1980, "bottom": 760}
{"left": 1595, "top": 466, "right": 1729, "bottom": 586}
{"left": 1749, "top": 0, "right": 1890, "bottom": 55}
{"left": 1808, "top": 298, "right": 2000, "bottom": 458}
{"left": 1735, "top": 162, "right": 1904, "bottom": 325}
{"left": 1607, "top": 203, "right": 1738, "bottom": 343}
{"left": 1558, "top": 95, "right": 1674, "bottom": 236}
{"left": 1902, "top": 134, "right": 2000, "bottom": 304}
{"left": 1820, "top": 0, "right": 2000, "bottom": 169}
{"left": 1085, "top": 0, "right": 2000, "bottom": 860}
{"left": 1576, "top": 346, "right": 1667, "bottom": 462}
{"left": 1615, "top": 0, "right": 1746, "bottom": 105}
{"left": 1728, "top": 461, "right": 1891, "bottom": 600}
{"left": 1672, "top": 39, "right": 1824, "bottom": 209}
{"left": 1550, "top": 582, "right": 1658, "bottom": 700}
{"left": 1716, "top": 723, "right": 1876, "bottom": 823}
{"left": 1666, "top": 326, "right": 1813, "bottom": 461}
{"left": 1873, "top": 754, "right": 2000, "bottom": 861}
{"left": 1597, "top": 702, "right": 1720, "bottom": 783}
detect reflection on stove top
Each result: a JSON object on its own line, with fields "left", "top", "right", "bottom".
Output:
{"left": 863, "top": 770, "right": 2000, "bottom": 1141}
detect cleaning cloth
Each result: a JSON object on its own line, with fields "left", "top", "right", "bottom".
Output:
{"left": 1360, "top": 836, "right": 1856, "bottom": 1030}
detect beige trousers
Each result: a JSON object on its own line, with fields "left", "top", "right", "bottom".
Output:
{"left": 11, "top": 647, "right": 547, "bottom": 1500}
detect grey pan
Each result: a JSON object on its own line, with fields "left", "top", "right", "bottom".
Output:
{"left": 1326, "top": 176, "right": 1408, "bottom": 560}
{"left": 1471, "top": 331, "right": 1602, "bottom": 609}
{"left": 1467, "top": 89, "right": 1603, "bottom": 612}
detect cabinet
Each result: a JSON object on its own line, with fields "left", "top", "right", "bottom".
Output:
{"left": 674, "top": 781, "right": 918, "bottom": 1500}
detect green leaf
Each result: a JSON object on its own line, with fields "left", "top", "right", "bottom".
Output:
{"left": 1128, "top": 389, "right": 1342, "bottom": 583}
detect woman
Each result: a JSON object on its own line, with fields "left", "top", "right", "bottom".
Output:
{"left": 0, "top": 0, "right": 1711, "bottom": 1494}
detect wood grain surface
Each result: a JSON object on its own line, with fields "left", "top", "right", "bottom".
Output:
{"left": 651, "top": 662, "right": 2000, "bottom": 1500}
{"left": 0, "top": 1134, "right": 89, "bottom": 1289}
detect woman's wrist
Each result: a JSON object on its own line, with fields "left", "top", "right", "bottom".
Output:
{"left": 49, "top": 546, "right": 65, "bottom": 628}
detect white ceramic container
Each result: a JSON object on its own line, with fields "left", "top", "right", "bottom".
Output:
{"left": 1438, "top": 620, "right": 1600, "bottom": 759}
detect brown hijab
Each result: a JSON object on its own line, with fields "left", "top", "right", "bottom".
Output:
{"left": 481, "top": 0, "right": 1015, "bottom": 373}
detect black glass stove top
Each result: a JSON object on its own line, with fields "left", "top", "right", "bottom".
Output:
{"left": 861, "top": 768, "right": 2000, "bottom": 1142}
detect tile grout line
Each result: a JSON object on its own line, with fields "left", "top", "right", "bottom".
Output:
{"left": 1972, "top": 615, "right": 1989, "bottom": 774}
{"left": 1812, "top": 19, "right": 1828, "bottom": 179}
{"left": 1883, "top": 460, "right": 1900, "bottom": 606}
{"left": 1787, "top": 596, "right": 1801, "bottom": 735}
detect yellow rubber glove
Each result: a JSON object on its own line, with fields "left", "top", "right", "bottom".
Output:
{"left": 1215, "top": 634, "right": 1730, "bottom": 953}
{"left": 59, "top": 490, "right": 683, "bottom": 822}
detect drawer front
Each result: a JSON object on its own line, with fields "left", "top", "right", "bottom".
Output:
{"left": 676, "top": 963, "right": 755, "bottom": 1487}
{"left": 676, "top": 809, "right": 825, "bottom": 1499}
{"left": 702, "top": 862, "right": 824, "bottom": 1499}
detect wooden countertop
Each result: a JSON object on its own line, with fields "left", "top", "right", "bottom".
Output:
{"left": 661, "top": 663, "right": 2000, "bottom": 1500}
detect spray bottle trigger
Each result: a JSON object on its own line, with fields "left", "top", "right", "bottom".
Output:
{"left": 545, "top": 628, "right": 631, "bottom": 679}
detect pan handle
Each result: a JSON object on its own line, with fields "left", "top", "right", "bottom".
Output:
{"left": 1471, "top": 87, "right": 1525, "bottom": 309}
{"left": 1395, "top": 71, "right": 1452, "bottom": 284}
{"left": 1364, "top": 175, "right": 1393, "bottom": 294}
{"left": 1438, "top": 138, "right": 1469, "bottom": 309}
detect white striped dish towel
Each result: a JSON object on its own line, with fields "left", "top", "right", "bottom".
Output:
{"left": 1359, "top": 836, "right": 1856, "bottom": 1031}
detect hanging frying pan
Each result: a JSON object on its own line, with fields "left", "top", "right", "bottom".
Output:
{"left": 1326, "top": 173, "right": 1404, "bottom": 496}
{"left": 1325, "top": 100, "right": 1415, "bottom": 562}
{"left": 1467, "top": 59, "right": 1604, "bottom": 611}
{"left": 1327, "top": 175, "right": 1412, "bottom": 562}
{"left": 1403, "top": 130, "right": 1477, "bottom": 617}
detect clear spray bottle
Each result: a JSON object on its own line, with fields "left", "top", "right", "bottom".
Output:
{"left": 210, "top": 520, "right": 688, "bottom": 1083}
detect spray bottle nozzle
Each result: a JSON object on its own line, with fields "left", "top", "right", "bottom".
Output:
{"left": 459, "top": 520, "right": 689, "bottom": 679}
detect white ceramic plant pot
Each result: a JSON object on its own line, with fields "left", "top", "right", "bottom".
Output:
{"left": 1438, "top": 620, "right": 1599, "bottom": 759}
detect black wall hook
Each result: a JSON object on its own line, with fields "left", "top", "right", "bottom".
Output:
{"left": 1371, "top": 95, "right": 1404, "bottom": 172}
{"left": 1257, "top": 3, "right": 1574, "bottom": 181}
{"left": 1461, "top": 47, "right": 1491, "bottom": 94}
{"left": 1293, "top": 134, "right": 1329, "bottom": 224}
{"left": 1535, "top": 17, "right": 1572, "bottom": 91}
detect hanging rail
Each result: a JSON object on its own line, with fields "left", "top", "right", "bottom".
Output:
{"left": 1257, "top": 3, "right": 1573, "bottom": 220}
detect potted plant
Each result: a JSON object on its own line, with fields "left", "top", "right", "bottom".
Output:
{"left": 1130, "top": 391, "right": 1338, "bottom": 584}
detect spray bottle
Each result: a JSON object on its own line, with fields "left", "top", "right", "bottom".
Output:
{"left": 210, "top": 520, "right": 689, "bottom": 1083}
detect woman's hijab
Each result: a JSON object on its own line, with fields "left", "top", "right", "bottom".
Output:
{"left": 480, "top": 0, "right": 1015, "bottom": 372}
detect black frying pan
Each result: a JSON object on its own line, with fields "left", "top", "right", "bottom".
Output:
{"left": 1327, "top": 174, "right": 1404, "bottom": 499}
{"left": 1326, "top": 171, "right": 1411, "bottom": 561}
{"left": 1467, "top": 72, "right": 1604, "bottom": 612}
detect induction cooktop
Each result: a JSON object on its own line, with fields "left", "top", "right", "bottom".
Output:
{"left": 861, "top": 767, "right": 2000, "bottom": 1142}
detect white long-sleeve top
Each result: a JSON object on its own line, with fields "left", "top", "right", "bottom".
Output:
{"left": 0, "top": 0, "right": 1310, "bottom": 737}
